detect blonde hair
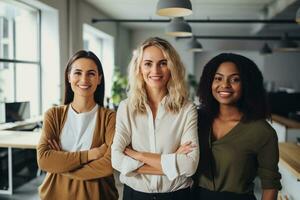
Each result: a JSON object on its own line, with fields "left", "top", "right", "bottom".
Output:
{"left": 127, "top": 37, "right": 188, "bottom": 113}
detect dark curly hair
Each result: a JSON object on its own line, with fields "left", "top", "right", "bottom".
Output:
{"left": 197, "top": 53, "right": 269, "bottom": 121}
{"left": 64, "top": 50, "right": 105, "bottom": 106}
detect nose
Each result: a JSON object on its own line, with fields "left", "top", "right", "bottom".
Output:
{"left": 221, "top": 78, "right": 231, "bottom": 88}
{"left": 80, "top": 73, "right": 89, "bottom": 83}
{"left": 152, "top": 64, "right": 161, "bottom": 73}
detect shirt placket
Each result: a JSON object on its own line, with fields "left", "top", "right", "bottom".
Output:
{"left": 146, "top": 105, "right": 158, "bottom": 192}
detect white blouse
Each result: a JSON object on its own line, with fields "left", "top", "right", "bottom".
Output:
{"left": 60, "top": 104, "right": 98, "bottom": 152}
{"left": 111, "top": 98, "right": 199, "bottom": 193}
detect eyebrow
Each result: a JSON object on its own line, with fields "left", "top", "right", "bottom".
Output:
{"left": 143, "top": 60, "right": 153, "bottom": 62}
{"left": 215, "top": 72, "right": 240, "bottom": 76}
{"left": 143, "top": 59, "right": 167, "bottom": 62}
{"left": 73, "top": 68, "right": 97, "bottom": 73}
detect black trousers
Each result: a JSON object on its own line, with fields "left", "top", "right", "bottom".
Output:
{"left": 192, "top": 187, "right": 256, "bottom": 200}
{"left": 123, "top": 184, "right": 191, "bottom": 200}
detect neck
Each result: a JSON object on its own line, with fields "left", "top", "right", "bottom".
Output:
{"left": 71, "top": 96, "right": 96, "bottom": 113}
{"left": 146, "top": 87, "right": 167, "bottom": 107}
{"left": 218, "top": 104, "right": 242, "bottom": 121}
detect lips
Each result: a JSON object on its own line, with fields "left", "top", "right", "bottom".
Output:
{"left": 78, "top": 85, "right": 91, "bottom": 89}
{"left": 218, "top": 91, "right": 233, "bottom": 98}
{"left": 149, "top": 75, "right": 163, "bottom": 80}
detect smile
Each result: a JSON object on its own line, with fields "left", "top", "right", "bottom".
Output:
{"left": 149, "top": 75, "right": 163, "bottom": 80}
{"left": 218, "top": 91, "right": 233, "bottom": 97}
{"left": 78, "top": 85, "right": 91, "bottom": 89}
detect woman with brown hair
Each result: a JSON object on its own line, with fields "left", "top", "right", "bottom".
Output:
{"left": 37, "top": 50, "right": 118, "bottom": 199}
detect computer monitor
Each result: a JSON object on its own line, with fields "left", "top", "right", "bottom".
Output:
{"left": 5, "top": 101, "right": 30, "bottom": 122}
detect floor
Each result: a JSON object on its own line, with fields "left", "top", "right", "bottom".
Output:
{"left": 0, "top": 172, "right": 124, "bottom": 200}
{"left": 0, "top": 175, "right": 43, "bottom": 200}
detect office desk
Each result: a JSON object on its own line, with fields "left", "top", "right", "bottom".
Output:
{"left": 0, "top": 116, "right": 43, "bottom": 131}
{"left": 0, "top": 130, "right": 41, "bottom": 195}
{"left": 279, "top": 142, "right": 300, "bottom": 199}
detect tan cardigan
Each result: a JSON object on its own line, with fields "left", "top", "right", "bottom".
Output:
{"left": 37, "top": 105, "right": 118, "bottom": 200}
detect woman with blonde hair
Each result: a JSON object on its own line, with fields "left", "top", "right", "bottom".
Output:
{"left": 111, "top": 37, "right": 199, "bottom": 200}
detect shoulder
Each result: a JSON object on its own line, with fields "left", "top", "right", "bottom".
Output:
{"left": 99, "top": 106, "right": 115, "bottom": 114}
{"left": 180, "top": 101, "right": 197, "bottom": 119}
{"left": 182, "top": 101, "right": 197, "bottom": 112}
{"left": 118, "top": 99, "right": 129, "bottom": 108}
{"left": 243, "top": 119, "right": 277, "bottom": 140}
{"left": 44, "top": 105, "right": 68, "bottom": 119}
{"left": 98, "top": 106, "right": 116, "bottom": 119}
{"left": 116, "top": 99, "right": 130, "bottom": 114}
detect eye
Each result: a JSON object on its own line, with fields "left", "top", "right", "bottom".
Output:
{"left": 73, "top": 71, "right": 81, "bottom": 76}
{"left": 230, "top": 76, "right": 241, "bottom": 83}
{"left": 213, "top": 76, "right": 222, "bottom": 82}
{"left": 88, "top": 72, "right": 96, "bottom": 76}
{"left": 159, "top": 60, "right": 167, "bottom": 67}
{"left": 144, "top": 62, "right": 152, "bottom": 67}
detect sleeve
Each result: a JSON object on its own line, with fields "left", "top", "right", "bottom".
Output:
{"left": 111, "top": 101, "right": 143, "bottom": 176}
{"left": 62, "top": 111, "right": 116, "bottom": 181}
{"left": 36, "top": 108, "right": 89, "bottom": 173}
{"left": 161, "top": 104, "right": 200, "bottom": 180}
{"left": 257, "top": 126, "right": 282, "bottom": 190}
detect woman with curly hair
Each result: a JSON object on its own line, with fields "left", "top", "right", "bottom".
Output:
{"left": 194, "top": 53, "right": 281, "bottom": 200}
{"left": 111, "top": 37, "right": 199, "bottom": 200}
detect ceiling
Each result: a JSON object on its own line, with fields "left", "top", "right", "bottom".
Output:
{"left": 86, "top": 0, "right": 300, "bottom": 37}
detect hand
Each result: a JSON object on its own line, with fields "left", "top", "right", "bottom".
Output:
{"left": 88, "top": 145, "right": 107, "bottom": 161}
{"left": 176, "top": 141, "right": 196, "bottom": 154}
{"left": 124, "top": 146, "right": 142, "bottom": 161}
{"left": 48, "top": 139, "right": 62, "bottom": 151}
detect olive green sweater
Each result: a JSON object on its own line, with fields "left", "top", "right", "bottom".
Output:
{"left": 37, "top": 105, "right": 118, "bottom": 200}
{"left": 197, "top": 119, "right": 282, "bottom": 194}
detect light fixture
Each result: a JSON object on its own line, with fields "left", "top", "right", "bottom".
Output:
{"left": 260, "top": 43, "right": 272, "bottom": 55}
{"left": 274, "top": 33, "right": 299, "bottom": 51}
{"left": 296, "top": 7, "right": 300, "bottom": 24}
{"left": 156, "top": 0, "right": 192, "bottom": 17}
{"left": 165, "top": 17, "right": 192, "bottom": 37}
{"left": 187, "top": 37, "right": 203, "bottom": 52}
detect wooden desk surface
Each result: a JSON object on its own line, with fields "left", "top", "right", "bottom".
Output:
{"left": 0, "top": 130, "right": 40, "bottom": 149}
{"left": 279, "top": 142, "right": 300, "bottom": 179}
{"left": 272, "top": 114, "right": 300, "bottom": 129}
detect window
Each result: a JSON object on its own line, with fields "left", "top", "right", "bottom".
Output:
{"left": 0, "top": 0, "right": 40, "bottom": 118}
{"left": 83, "top": 24, "right": 114, "bottom": 105}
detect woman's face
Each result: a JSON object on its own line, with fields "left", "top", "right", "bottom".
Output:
{"left": 68, "top": 58, "right": 101, "bottom": 99}
{"left": 211, "top": 62, "right": 242, "bottom": 106}
{"left": 140, "top": 45, "right": 171, "bottom": 91}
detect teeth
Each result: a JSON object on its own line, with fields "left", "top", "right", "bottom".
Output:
{"left": 78, "top": 85, "right": 90, "bottom": 89}
{"left": 218, "top": 91, "right": 233, "bottom": 98}
{"left": 150, "top": 76, "right": 162, "bottom": 80}
{"left": 219, "top": 91, "right": 231, "bottom": 95}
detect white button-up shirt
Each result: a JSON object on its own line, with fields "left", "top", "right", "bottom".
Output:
{"left": 111, "top": 98, "right": 199, "bottom": 193}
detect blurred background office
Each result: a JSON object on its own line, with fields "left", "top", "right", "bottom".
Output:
{"left": 0, "top": 0, "right": 300, "bottom": 199}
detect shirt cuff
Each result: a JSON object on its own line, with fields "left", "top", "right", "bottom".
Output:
{"left": 161, "top": 153, "right": 178, "bottom": 180}
{"left": 121, "top": 156, "right": 144, "bottom": 176}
